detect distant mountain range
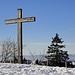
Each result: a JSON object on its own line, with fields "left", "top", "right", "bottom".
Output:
{"left": 0, "top": 54, "right": 75, "bottom": 61}
{"left": 69, "top": 54, "right": 75, "bottom": 61}
{"left": 24, "top": 54, "right": 75, "bottom": 61}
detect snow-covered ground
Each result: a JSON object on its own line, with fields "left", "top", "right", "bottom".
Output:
{"left": 0, "top": 63, "right": 75, "bottom": 75}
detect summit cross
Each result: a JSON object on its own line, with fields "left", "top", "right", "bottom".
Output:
{"left": 5, "top": 8, "right": 36, "bottom": 63}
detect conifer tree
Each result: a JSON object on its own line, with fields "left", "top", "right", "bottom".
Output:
{"left": 45, "top": 33, "right": 69, "bottom": 66}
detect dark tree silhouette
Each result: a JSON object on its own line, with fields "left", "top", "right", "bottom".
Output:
{"left": 45, "top": 33, "right": 69, "bottom": 67}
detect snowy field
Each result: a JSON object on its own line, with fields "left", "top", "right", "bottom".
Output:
{"left": 0, "top": 63, "right": 75, "bottom": 75}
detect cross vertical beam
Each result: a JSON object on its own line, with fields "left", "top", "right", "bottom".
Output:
{"left": 17, "top": 9, "right": 22, "bottom": 63}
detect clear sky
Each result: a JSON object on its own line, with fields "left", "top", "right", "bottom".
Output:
{"left": 0, "top": 0, "right": 75, "bottom": 55}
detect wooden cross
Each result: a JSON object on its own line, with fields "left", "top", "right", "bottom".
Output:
{"left": 5, "top": 8, "right": 35, "bottom": 63}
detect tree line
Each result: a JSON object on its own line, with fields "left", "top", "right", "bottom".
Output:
{"left": 0, "top": 34, "right": 74, "bottom": 67}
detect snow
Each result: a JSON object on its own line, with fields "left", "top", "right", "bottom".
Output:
{"left": 0, "top": 63, "right": 75, "bottom": 75}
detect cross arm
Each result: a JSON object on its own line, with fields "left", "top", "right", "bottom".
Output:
{"left": 5, "top": 17, "right": 36, "bottom": 24}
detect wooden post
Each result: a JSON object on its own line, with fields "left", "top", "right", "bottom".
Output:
{"left": 17, "top": 9, "right": 23, "bottom": 63}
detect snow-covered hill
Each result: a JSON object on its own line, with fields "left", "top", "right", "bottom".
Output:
{"left": 0, "top": 63, "right": 75, "bottom": 75}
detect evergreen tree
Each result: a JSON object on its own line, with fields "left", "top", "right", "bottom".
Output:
{"left": 45, "top": 33, "right": 69, "bottom": 66}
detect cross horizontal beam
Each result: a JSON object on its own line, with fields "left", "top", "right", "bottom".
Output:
{"left": 5, "top": 17, "right": 35, "bottom": 24}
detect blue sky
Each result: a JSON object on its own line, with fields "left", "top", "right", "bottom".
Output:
{"left": 0, "top": 0, "right": 75, "bottom": 55}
